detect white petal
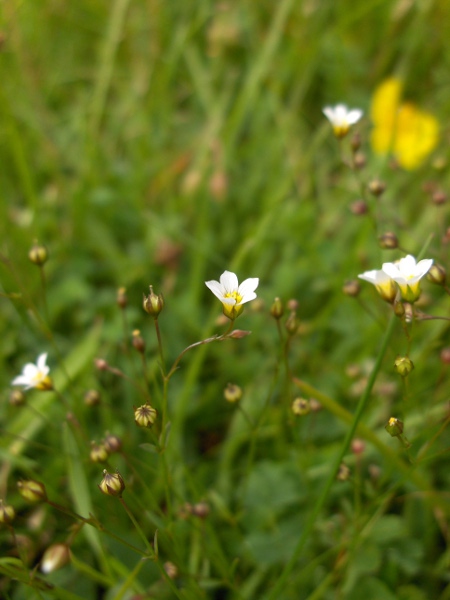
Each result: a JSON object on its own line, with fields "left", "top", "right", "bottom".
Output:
{"left": 398, "top": 255, "right": 416, "bottom": 275}
{"left": 12, "top": 375, "right": 32, "bottom": 388}
{"left": 37, "top": 353, "right": 48, "bottom": 371}
{"left": 238, "top": 277, "right": 259, "bottom": 299}
{"left": 219, "top": 271, "right": 239, "bottom": 293}
{"left": 416, "top": 258, "right": 433, "bottom": 278}
{"left": 382, "top": 261, "right": 402, "bottom": 280}
{"left": 205, "top": 280, "right": 225, "bottom": 301}
{"left": 358, "top": 269, "right": 389, "bottom": 284}
{"left": 346, "top": 109, "right": 363, "bottom": 124}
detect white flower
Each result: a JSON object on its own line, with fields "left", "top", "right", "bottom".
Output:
{"left": 358, "top": 269, "right": 397, "bottom": 303}
{"left": 12, "top": 353, "right": 53, "bottom": 391}
{"left": 382, "top": 255, "right": 433, "bottom": 302}
{"left": 205, "top": 270, "right": 259, "bottom": 320}
{"left": 323, "top": 104, "right": 363, "bottom": 138}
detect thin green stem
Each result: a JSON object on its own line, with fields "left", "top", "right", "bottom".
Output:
{"left": 266, "top": 315, "right": 397, "bottom": 600}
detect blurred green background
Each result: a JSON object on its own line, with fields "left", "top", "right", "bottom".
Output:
{"left": 1, "top": 1, "right": 450, "bottom": 598}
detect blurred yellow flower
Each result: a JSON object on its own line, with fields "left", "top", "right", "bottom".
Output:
{"left": 371, "top": 77, "right": 438, "bottom": 170}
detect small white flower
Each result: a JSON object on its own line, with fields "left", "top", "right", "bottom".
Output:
{"left": 12, "top": 353, "right": 53, "bottom": 391}
{"left": 205, "top": 270, "right": 259, "bottom": 320}
{"left": 382, "top": 255, "right": 433, "bottom": 302}
{"left": 358, "top": 269, "right": 397, "bottom": 303}
{"left": 323, "top": 104, "right": 363, "bottom": 138}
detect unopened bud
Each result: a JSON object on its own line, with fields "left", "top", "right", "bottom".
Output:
{"left": 90, "top": 442, "right": 109, "bottom": 463}
{"left": 351, "top": 438, "right": 365, "bottom": 455}
{"left": 98, "top": 470, "right": 125, "bottom": 497}
{"left": 349, "top": 199, "right": 368, "bottom": 215}
{"left": 270, "top": 297, "right": 284, "bottom": 320}
{"left": 342, "top": 280, "right": 361, "bottom": 297}
{"left": 393, "top": 300, "right": 405, "bottom": 318}
{"left": 41, "top": 543, "right": 71, "bottom": 573}
{"left": 103, "top": 434, "right": 122, "bottom": 454}
{"left": 0, "top": 499, "right": 15, "bottom": 524}
{"left": 117, "top": 287, "right": 127, "bottom": 309}
{"left": 432, "top": 189, "right": 447, "bottom": 205}
{"left": 378, "top": 232, "right": 398, "bottom": 249}
{"left": 350, "top": 132, "right": 361, "bottom": 152}
{"left": 385, "top": 417, "right": 403, "bottom": 437}
{"left": 291, "top": 397, "right": 310, "bottom": 416}
{"left": 192, "top": 502, "right": 210, "bottom": 518}
{"left": 286, "top": 299, "right": 299, "bottom": 311}
{"left": 427, "top": 264, "right": 446, "bottom": 286}
{"left": 132, "top": 330, "right": 146, "bottom": 353}
{"left": 224, "top": 383, "right": 242, "bottom": 403}
{"left": 337, "top": 463, "right": 350, "bottom": 481}
{"left": 9, "top": 390, "right": 26, "bottom": 406}
{"left": 285, "top": 311, "right": 300, "bottom": 335}
{"left": 17, "top": 480, "right": 47, "bottom": 503}
{"left": 84, "top": 389, "right": 101, "bottom": 407}
{"left": 440, "top": 347, "right": 450, "bottom": 365}
{"left": 134, "top": 404, "right": 157, "bottom": 428}
{"left": 94, "top": 358, "right": 109, "bottom": 371}
{"left": 28, "top": 242, "right": 48, "bottom": 266}
{"left": 368, "top": 179, "right": 386, "bottom": 197}
{"left": 164, "top": 561, "right": 178, "bottom": 579}
{"left": 353, "top": 152, "right": 366, "bottom": 170}
{"left": 228, "top": 329, "right": 251, "bottom": 339}
{"left": 143, "top": 286, "right": 164, "bottom": 317}
{"left": 394, "top": 356, "right": 414, "bottom": 377}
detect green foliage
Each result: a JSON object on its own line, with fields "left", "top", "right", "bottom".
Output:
{"left": 1, "top": 0, "right": 450, "bottom": 598}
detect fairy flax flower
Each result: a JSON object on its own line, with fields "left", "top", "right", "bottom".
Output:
{"left": 323, "top": 104, "right": 363, "bottom": 138}
{"left": 12, "top": 353, "right": 53, "bottom": 391}
{"left": 382, "top": 255, "right": 433, "bottom": 303}
{"left": 357, "top": 269, "right": 397, "bottom": 303}
{"left": 205, "top": 270, "right": 259, "bottom": 320}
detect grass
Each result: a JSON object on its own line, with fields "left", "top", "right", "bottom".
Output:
{"left": 1, "top": 1, "right": 450, "bottom": 598}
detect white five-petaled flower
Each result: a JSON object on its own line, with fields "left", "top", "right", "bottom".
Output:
{"left": 323, "top": 104, "right": 363, "bottom": 138}
{"left": 12, "top": 353, "right": 53, "bottom": 391}
{"left": 205, "top": 270, "right": 259, "bottom": 320}
{"left": 357, "top": 269, "right": 397, "bottom": 303}
{"left": 382, "top": 255, "right": 433, "bottom": 302}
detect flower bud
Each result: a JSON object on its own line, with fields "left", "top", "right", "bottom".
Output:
{"left": 28, "top": 242, "right": 48, "bottom": 266}
{"left": 337, "top": 463, "right": 350, "bottom": 481}
{"left": 41, "top": 543, "right": 71, "bottom": 573}
{"left": 368, "top": 179, "right": 386, "bottom": 197}
{"left": 393, "top": 300, "right": 405, "bottom": 318}
{"left": 143, "top": 286, "right": 164, "bottom": 317}
{"left": 90, "top": 442, "right": 109, "bottom": 464}
{"left": 285, "top": 311, "right": 300, "bottom": 336}
{"left": 103, "top": 434, "right": 122, "bottom": 454}
{"left": 132, "top": 330, "right": 145, "bottom": 353}
{"left": 378, "top": 232, "right": 398, "bottom": 249}
{"left": 228, "top": 329, "right": 251, "bottom": 339}
{"left": 94, "top": 358, "right": 109, "bottom": 371}
{"left": 349, "top": 199, "right": 368, "bottom": 215}
{"left": 342, "top": 280, "right": 361, "bottom": 297}
{"left": 353, "top": 152, "right": 366, "bottom": 170}
{"left": 84, "top": 389, "right": 101, "bottom": 406}
{"left": 351, "top": 438, "right": 365, "bottom": 456}
{"left": 134, "top": 404, "right": 157, "bottom": 428}
{"left": 432, "top": 189, "right": 447, "bottom": 205}
{"left": 427, "top": 264, "right": 446, "bottom": 286}
{"left": 440, "top": 347, "right": 450, "bottom": 365}
{"left": 291, "top": 397, "right": 310, "bottom": 416}
{"left": 385, "top": 417, "right": 403, "bottom": 437}
{"left": 286, "top": 299, "right": 299, "bottom": 311}
{"left": 0, "top": 499, "right": 15, "bottom": 524}
{"left": 17, "top": 480, "right": 47, "bottom": 503}
{"left": 9, "top": 390, "right": 26, "bottom": 406}
{"left": 350, "top": 132, "right": 361, "bottom": 152}
{"left": 192, "top": 502, "right": 210, "bottom": 519}
{"left": 98, "top": 470, "right": 125, "bottom": 497}
{"left": 117, "top": 287, "right": 127, "bottom": 309}
{"left": 224, "top": 383, "right": 242, "bottom": 403}
{"left": 394, "top": 356, "right": 414, "bottom": 377}
{"left": 164, "top": 561, "right": 178, "bottom": 579}
{"left": 270, "top": 297, "right": 284, "bottom": 320}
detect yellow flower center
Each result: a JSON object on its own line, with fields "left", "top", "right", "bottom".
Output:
{"left": 224, "top": 291, "right": 243, "bottom": 304}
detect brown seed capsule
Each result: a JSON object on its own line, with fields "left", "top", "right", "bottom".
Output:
{"left": 342, "top": 280, "right": 361, "bottom": 297}
{"left": 117, "top": 287, "right": 127, "bottom": 309}
{"left": 349, "top": 199, "right": 368, "bottom": 215}
{"left": 378, "top": 232, "right": 398, "bottom": 249}
{"left": 427, "top": 264, "right": 446, "bottom": 286}
{"left": 353, "top": 151, "right": 366, "bottom": 169}
{"left": 143, "top": 286, "right": 164, "bottom": 317}
{"left": 84, "top": 389, "right": 101, "bottom": 406}
{"left": 90, "top": 442, "right": 109, "bottom": 464}
{"left": 9, "top": 390, "right": 26, "bottom": 406}
{"left": 132, "top": 330, "right": 145, "bottom": 353}
{"left": 103, "top": 434, "right": 122, "bottom": 454}
{"left": 368, "top": 179, "right": 386, "bottom": 197}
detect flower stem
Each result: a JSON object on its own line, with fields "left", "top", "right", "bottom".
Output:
{"left": 266, "top": 314, "right": 397, "bottom": 600}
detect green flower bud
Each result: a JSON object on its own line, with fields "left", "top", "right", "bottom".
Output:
{"left": 224, "top": 383, "right": 242, "bottom": 403}
{"left": 17, "top": 480, "right": 47, "bottom": 503}
{"left": 394, "top": 356, "right": 414, "bottom": 377}
{"left": 90, "top": 442, "right": 109, "bottom": 464}
{"left": 28, "top": 242, "right": 48, "bottom": 266}
{"left": 134, "top": 404, "right": 157, "bottom": 428}
{"left": 0, "top": 499, "right": 15, "bottom": 524}
{"left": 291, "top": 397, "right": 310, "bottom": 416}
{"left": 98, "top": 470, "right": 125, "bottom": 497}
{"left": 143, "top": 286, "right": 164, "bottom": 317}
{"left": 385, "top": 417, "right": 403, "bottom": 437}
{"left": 270, "top": 297, "right": 284, "bottom": 320}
